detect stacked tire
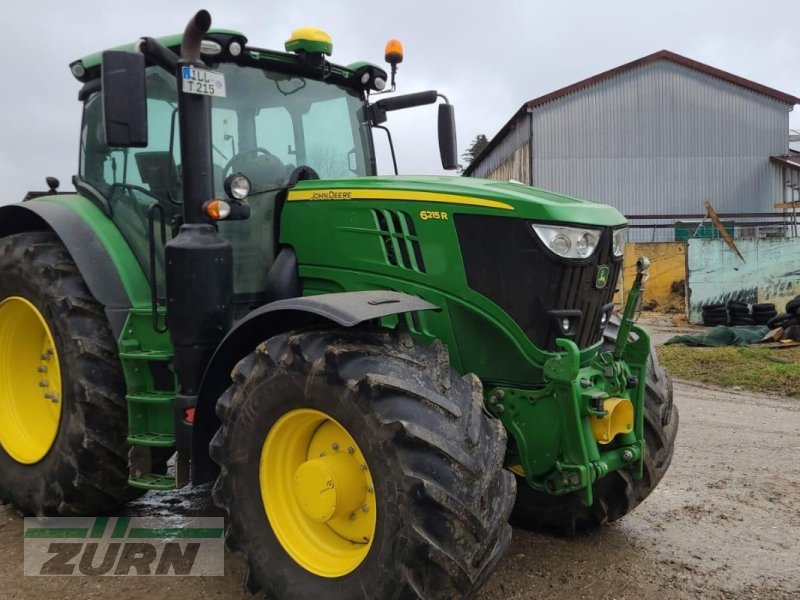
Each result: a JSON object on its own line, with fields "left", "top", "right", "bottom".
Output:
{"left": 727, "top": 301, "right": 755, "bottom": 326}
{"left": 702, "top": 300, "right": 776, "bottom": 326}
{"left": 701, "top": 303, "right": 727, "bottom": 326}
{"left": 752, "top": 303, "right": 777, "bottom": 326}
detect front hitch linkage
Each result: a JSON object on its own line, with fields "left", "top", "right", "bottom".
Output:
{"left": 614, "top": 256, "right": 650, "bottom": 360}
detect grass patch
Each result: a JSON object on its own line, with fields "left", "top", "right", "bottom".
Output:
{"left": 657, "top": 344, "right": 800, "bottom": 397}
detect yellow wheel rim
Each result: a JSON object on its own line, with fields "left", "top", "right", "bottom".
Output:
{"left": 260, "top": 408, "right": 377, "bottom": 578}
{"left": 0, "top": 297, "right": 62, "bottom": 464}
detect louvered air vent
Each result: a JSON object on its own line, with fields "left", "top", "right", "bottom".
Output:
{"left": 371, "top": 209, "right": 427, "bottom": 273}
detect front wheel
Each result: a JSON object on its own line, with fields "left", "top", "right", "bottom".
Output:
{"left": 210, "top": 328, "right": 515, "bottom": 599}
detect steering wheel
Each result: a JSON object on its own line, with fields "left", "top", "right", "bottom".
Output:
{"left": 222, "top": 147, "right": 275, "bottom": 178}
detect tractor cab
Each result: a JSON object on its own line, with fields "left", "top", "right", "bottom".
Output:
{"left": 74, "top": 30, "right": 378, "bottom": 306}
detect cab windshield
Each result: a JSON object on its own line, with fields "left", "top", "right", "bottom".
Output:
{"left": 210, "top": 62, "right": 375, "bottom": 191}
{"left": 80, "top": 62, "right": 374, "bottom": 299}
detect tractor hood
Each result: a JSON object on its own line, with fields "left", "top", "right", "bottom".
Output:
{"left": 289, "top": 175, "right": 627, "bottom": 228}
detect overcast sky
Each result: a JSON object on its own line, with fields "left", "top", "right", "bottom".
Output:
{"left": 1, "top": 0, "right": 798, "bottom": 204}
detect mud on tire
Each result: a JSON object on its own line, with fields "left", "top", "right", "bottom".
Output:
{"left": 0, "top": 232, "right": 150, "bottom": 515}
{"left": 510, "top": 316, "right": 678, "bottom": 534}
{"left": 210, "top": 328, "right": 515, "bottom": 599}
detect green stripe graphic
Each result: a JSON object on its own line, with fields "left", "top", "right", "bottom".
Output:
{"left": 25, "top": 528, "right": 88, "bottom": 539}
{"left": 127, "top": 528, "right": 224, "bottom": 539}
{"left": 25, "top": 517, "right": 222, "bottom": 539}
{"left": 111, "top": 517, "right": 131, "bottom": 538}
{"left": 90, "top": 517, "right": 109, "bottom": 538}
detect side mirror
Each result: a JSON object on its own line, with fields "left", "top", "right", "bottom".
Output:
{"left": 102, "top": 51, "right": 148, "bottom": 147}
{"left": 438, "top": 103, "right": 458, "bottom": 170}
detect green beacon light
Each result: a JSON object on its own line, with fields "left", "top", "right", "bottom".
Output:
{"left": 285, "top": 27, "right": 333, "bottom": 56}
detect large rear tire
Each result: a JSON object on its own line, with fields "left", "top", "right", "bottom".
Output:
{"left": 0, "top": 232, "right": 144, "bottom": 515}
{"left": 510, "top": 316, "right": 678, "bottom": 534}
{"left": 211, "top": 328, "right": 515, "bottom": 599}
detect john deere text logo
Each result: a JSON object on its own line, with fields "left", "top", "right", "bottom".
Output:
{"left": 595, "top": 265, "right": 610, "bottom": 289}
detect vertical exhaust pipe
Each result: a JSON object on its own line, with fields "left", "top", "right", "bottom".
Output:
{"left": 181, "top": 9, "right": 211, "bottom": 62}
{"left": 165, "top": 10, "right": 234, "bottom": 461}
{"left": 178, "top": 9, "right": 213, "bottom": 225}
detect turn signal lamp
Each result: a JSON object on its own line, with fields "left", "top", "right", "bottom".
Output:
{"left": 203, "top": 199, "right": 231, "bottom": 221}
{"left": 384, "top": 39, "right": 404, "bottom": 64}
{"left": 285, "top": 27, "right": 333, "bottom": 56}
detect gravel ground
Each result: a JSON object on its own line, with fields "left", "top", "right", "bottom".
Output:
{"left": 2, "top": 378, "right": 799, "bottom": 598}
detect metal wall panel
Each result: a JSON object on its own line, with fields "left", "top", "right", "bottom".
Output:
{"left": 469, "top": 114, "right": 529, "bottom": 179}
{"left": 483, "top": 144, "right": 529, "bottom": 183}
{"left": 526, "top": 60, "right": 790, "bottom": 218}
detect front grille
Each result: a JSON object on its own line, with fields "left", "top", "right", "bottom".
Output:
{"left": 455, "top": 214, "right": 622, "bottom": 351}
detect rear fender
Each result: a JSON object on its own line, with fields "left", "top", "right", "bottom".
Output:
{"left": 0, "top": 198, "right": 149, "bottom": 337}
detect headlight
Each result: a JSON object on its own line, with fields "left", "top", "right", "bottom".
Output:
{"left": 612, "top": 227, "right": 627, "bottom": 258}
{"left": 531, "top": 224, "right": 601, "bottom": 259}
{"left": 224, "top": 172, "right": 251, "bottom": 201}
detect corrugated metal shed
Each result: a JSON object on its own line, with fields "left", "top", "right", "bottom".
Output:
{"left": 466, "top": 50, "right": 799, "bottom": 231}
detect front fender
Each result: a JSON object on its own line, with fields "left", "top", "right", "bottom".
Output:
{"left": 190, "top": 290, "right": 438, "bottom": 483}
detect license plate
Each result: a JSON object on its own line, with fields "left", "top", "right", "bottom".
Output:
{"left": 181, "top": 66, "right": 226, "bottom": 98}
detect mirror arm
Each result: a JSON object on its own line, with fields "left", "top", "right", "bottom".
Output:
{"left": 373, "top": 125, "right": 398, "bottom": 175}
{"left": 139, "top": 37, "right": 179, "bottom": 73}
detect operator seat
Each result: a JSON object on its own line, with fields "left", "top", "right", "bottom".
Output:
{"left": 135, "top": 151, "right": 181, "bottom": 206}
{"left": 228, "top": 150, "right": 288, "bottom": 192}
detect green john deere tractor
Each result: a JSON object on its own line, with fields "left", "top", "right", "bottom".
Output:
{"left": 0, "top": 10, "right": 677, "bottom": 599}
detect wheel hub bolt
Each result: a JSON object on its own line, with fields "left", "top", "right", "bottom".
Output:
{"left": 39, "top": 380, "right": 49, "bottom": 388}
{"left": 331, "top": 442, "right": 339, "bottom": 451}
{"left": 347, "top": 446, "right": 355, "bottom": 454}
{"left": 361, "top": 504, "right": 370, "bottom": 513}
